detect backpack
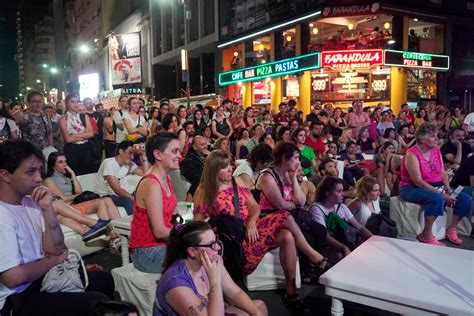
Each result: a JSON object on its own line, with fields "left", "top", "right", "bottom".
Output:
{"left": 79, "top": 114, "right": 102, "bottom": 161}
{"left": 207, "top": 178, "right": 246, "bottom": 281}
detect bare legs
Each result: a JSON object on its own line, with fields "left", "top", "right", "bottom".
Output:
{"left": 273, "top": 229, "right": 298, "bottom": 296}
{"left": 52, "top": 200, "right": 96, "bottom": 234}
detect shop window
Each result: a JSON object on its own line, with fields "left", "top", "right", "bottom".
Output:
{"left": 247, "top": 36, "right": 270, "bottom": 66}
{"left": 222, "top": 45, "right": 242, "bottom": 71}
{"left": 408, "top": 18, "right": 444, "bottom": 54}
{"left": 283, "top": 75, "right": 299, "bottom": 100}
{"left": 311, "top": 67, "right": 390, "bottom": 102}
{"left": 308, "top": 14, "right": 394, "bottom": 52}
{"left": 407, "top": 69, "right": 437, "bottom": 100}
{"left": 282, "top": 28, "right": 296, "bottom": 59}
{"left": 253, "top": 79, "right": 271, "bottom": 104}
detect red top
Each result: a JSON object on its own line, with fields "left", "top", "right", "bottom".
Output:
{"left": 305, "top": 136, "right": 326, "bottom": 159}
{"left": 129, "top": 173, "right": 176, "bottom": 249}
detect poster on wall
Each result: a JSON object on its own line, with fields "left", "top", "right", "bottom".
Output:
{"left": 79, "top": 73, "right": 99, "bottom": 100}
{"left": 109, "top": 33, "right": 142, "bottom": 85}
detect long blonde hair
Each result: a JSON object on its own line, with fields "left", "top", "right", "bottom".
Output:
{"left": 197, "top": 150, "right": 231, "bottom": 213}
{"left": 355, "top": 176, "right": 379, "bottom": 200}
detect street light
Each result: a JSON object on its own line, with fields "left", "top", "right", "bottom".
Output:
{"left": 50, "top": 67, "right": 58, "bottom": 74}
{"left": 36, "top": 79, "right": 41, "bottom": 83}
{"left": 79, "top": 44, "right": 90, "bottom": 53}
{"left": 42, "top": 63, "right": 49, "bottom": 68}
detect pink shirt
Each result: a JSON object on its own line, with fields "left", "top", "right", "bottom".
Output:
{"left": 400, "top": 145, "right": 442, "bottom": 187}
{"left": 348, "top": 112, "right": 370, "bottom": 138}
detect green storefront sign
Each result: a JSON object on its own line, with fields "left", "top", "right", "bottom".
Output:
{"left": 384, "top": 49, "right": 449, "bottom": 70}
{"left": 218, "top": 52, "right": 320, "bottom": 86}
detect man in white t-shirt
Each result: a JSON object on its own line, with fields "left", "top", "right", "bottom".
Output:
{"left": 113, "top": 95, "right": 129, "bottom": 143}
{"left": 0, "top": 139, "right": 113, "bottom": 315}
{"left": 463, "top": 112, "right": 474, "bottom": 136}
{"left": 95, "top": 140, "right": 149, "bottom": 215}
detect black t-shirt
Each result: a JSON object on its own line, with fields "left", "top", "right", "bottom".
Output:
{"left": 357, "top": 138, "right": 374, "bottom": 153}
{"left": 440, "top": 141, "right": 472, "bottom": 164}
{"left": 450, "top": 155, "right": 474, "bottom": 187}
{"left": 306, "top": 112, "right": 318, "bottom": 124}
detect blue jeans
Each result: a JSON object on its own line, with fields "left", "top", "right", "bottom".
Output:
{"left": 130, "top": 246, "right": 166, "bottom": 273}
{"left": 109, "top": 195, "right": 134, "bottom": 215}
{"left": 399, "top": 186, "right": 472, "bottom": 218}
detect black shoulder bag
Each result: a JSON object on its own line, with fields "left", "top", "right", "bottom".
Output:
{"left": 79, "top": 113, "right": 102, "bottom": 160}
{"left": 208, "top": 178, "right": 246, "bottom": 281}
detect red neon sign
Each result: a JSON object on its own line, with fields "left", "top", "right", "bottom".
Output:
{"left": 321, "top": 49, "right": 384, "bottom": 70}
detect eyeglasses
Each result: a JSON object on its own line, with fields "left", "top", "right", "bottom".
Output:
{"left": 193, "top": 237, "right": 223, "bottom": 256}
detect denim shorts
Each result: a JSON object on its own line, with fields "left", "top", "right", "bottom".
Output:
{"left": 130, "top": 246, "right": 166, "bottom": 273}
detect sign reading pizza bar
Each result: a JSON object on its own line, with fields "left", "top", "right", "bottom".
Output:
{"left": 384, "top": 50, "right": 449, "bottom": 70}
{"left": 219, "top": 53, "right": 320, "bottom": 86}
{"left": 321, "top": 49, "right": 384, "bottom": 70}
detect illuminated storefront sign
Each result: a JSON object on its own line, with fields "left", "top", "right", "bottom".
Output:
{"left": 384, "top": 50, "right": 449, "bottom": 70}
{"left": 322, "top": 3, "right": 380, "bottom": 17}
{"left": 321, "top": 49, "right": 384, "bottom": 70}
{"left": 219, "top": 53, "right": 320, "bottom": 86}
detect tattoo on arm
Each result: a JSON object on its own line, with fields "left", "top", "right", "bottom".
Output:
{"left": 188, "top": 306, "right": 198, "bottom": 315}
{"left": 197, "top": 301, "right": 206, "bottom": 311}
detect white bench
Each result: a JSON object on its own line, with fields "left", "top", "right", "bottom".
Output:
{"left": 244, "top": 248, "right": 301, "bottom": 291}
{"left": 62, "top": 173, "right": 134, "bottom": 257}
{"left": 112, "top": 263, "right": 161, "bottom": 316}
{"left": 389, "top": 196, "right": 472, "bottom": 240}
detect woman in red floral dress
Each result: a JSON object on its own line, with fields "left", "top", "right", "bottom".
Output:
{"left": 193, "top": 150, "right": 329, "bottom": 313}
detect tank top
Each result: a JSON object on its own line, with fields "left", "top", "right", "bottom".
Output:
{"left": 129, "top": 173, "right": 176, "bottom": 249}
{"left": 354, "top": 199, "right": 381, "bottom": 226}
{"left": 400, "top": 145, "right": 442, "bottom": 187}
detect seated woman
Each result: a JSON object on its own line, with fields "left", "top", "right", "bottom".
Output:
{"left": 292, "top": 127, "right": 318, "bottom": 177}
{"left": 259, "top": 132, "right": 275, "bottom": 149}
{"left": 154, "top": 221, "right": 267, "bottom": 316}
{"left": 255, "top": 142, "right": 330, "bottom": 287}
{"left": 233, "top": 143, "right": 273, "bottom": 190}
{"left": 340, "top": 141, "right": 368, "bottom": 187}
{"left": 399, "top": 123, "right": 472, "bottom": 246}
{"left": 309, "top": 177, "right": 373, "bottom": 259}
{"left": 129, "top": 133, "right": 181, "bottom": 273}
{"left": 235, "top": 129, "right": 250, "bottom": 159}
{"left": 382, "top": 127, "right": 406, "bottom": 154}
{"left": 374, "top": 141, "right": 401, "bottom": 197}
{"left": 195, "top": 150, "right": 330, "bottom": 313}
{"left": 347, "top": 176, "right": 381, "bottom": 226}
{"left": 356, "top": 127, "right": 376, "bottom": 154}
{"left": 43, "top": 152, "right": 119, "bottom": 243}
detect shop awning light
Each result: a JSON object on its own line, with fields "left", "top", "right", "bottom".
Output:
{"left": 218, "top": 10, "right": 322, "bottom": 48}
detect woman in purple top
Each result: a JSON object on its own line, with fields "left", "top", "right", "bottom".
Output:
{"left": 154, "top": 221, "right": 267, "bottom": 316}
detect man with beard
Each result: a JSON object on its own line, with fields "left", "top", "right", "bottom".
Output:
{"left": 179, "top": 121, "right": 195, "bottom": 159}
{"left": 305, "top": 121, "right": 326, "bottom": 159}
{"left": 0, "top": 139, "right": 114, "bottom": 315}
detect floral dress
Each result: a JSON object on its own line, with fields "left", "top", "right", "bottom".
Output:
{"left": 194, "top": 185, "right": 289, "bottom": 275}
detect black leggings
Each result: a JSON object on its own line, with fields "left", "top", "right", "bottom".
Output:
{"left": 104, "top": 140, "right": 117, "bottom": 158}
{"left": 64, "top": 142, "right": 95, "bottom": 175}
{"left": 1, "top": 270, "right": 114, "bottom": 316}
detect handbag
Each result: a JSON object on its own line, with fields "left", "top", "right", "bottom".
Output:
{"left": 323, "top": 204, "right": 361, "bottom": 250}
{"left": 41, "top": 249, "right": 89, "bottom": 293}
{"left": 365, "top": 213, "right": 398, "bottom": 238}
{"left": 79, "top": 114, "right": 102, "bottom": 160}
{"left": 208, "top": 177, "right": 246, "bottom": 281}
{"left": 72, "top": 191, "right": 100, "bottom": 204}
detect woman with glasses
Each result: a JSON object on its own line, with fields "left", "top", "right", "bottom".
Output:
{"left": 399, "top": 123, "right": 472, "bottom": 246}
{"left": 194, "top": 150, "right": 330, "bottom": 313}
{"left": 154, "top": 221, "right": 267, "bottom": 316}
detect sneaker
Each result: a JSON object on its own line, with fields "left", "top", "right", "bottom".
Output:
{"left": 445, "top": 229, "right": 463, "bottom": 245}
{"left": 416, "top": 234, "right": 446, "bottom": 247}
{"left": 82, "top": 219, "right": 111, "bottom": 242}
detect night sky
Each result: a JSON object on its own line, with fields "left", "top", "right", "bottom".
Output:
{"left": 0, "top": 0, "right": 51, "bottom": 101}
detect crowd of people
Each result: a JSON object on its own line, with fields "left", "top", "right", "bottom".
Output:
{"left": 0, "top": 90, "right": 473, "bottom": 315}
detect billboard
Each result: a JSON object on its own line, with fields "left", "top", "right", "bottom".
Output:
{"left": 79, "top": 73, "right": 99, "bottom": 100}
{"left": 109, "top": 33, "right": 142, "bottom": 85}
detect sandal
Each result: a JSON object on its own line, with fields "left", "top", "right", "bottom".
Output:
{"left": 311, "top": 258, "right": 332, "bottom": 276}
{"left": 282, "top": 293, "right": 311, "bottom": 314}
{"left": 301, "top": 270, "right": 320, "bottom": 285}
{"left": 109, "top": 237, "right": 121, "bottom": 254}
{"left": 416, "top": 234, "right": 446, "bottom": 247}
{"left": 445, "top": 229, "right": 463, "bottom": 245}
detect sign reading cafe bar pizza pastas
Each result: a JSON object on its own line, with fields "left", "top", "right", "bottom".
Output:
{"left": 218, "top": 53, "right": 320, "bottom": 86}
{"left": 384, "top": 49, "right": 449, "bottom": 70}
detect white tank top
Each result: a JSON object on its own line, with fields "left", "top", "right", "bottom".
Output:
{"left": 354, "top": 198, "right": 381, "bottom": 226}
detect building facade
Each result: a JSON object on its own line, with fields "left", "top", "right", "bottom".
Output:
{"left": 150, "top": 0, "right": 219, "bottom": 99}
{"left": 217, "top": 0, "right": 474, "bottom": 115}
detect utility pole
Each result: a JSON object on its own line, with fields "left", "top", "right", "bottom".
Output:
{"left": 181, "top": 0, "right": 191, "bottom": 108}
